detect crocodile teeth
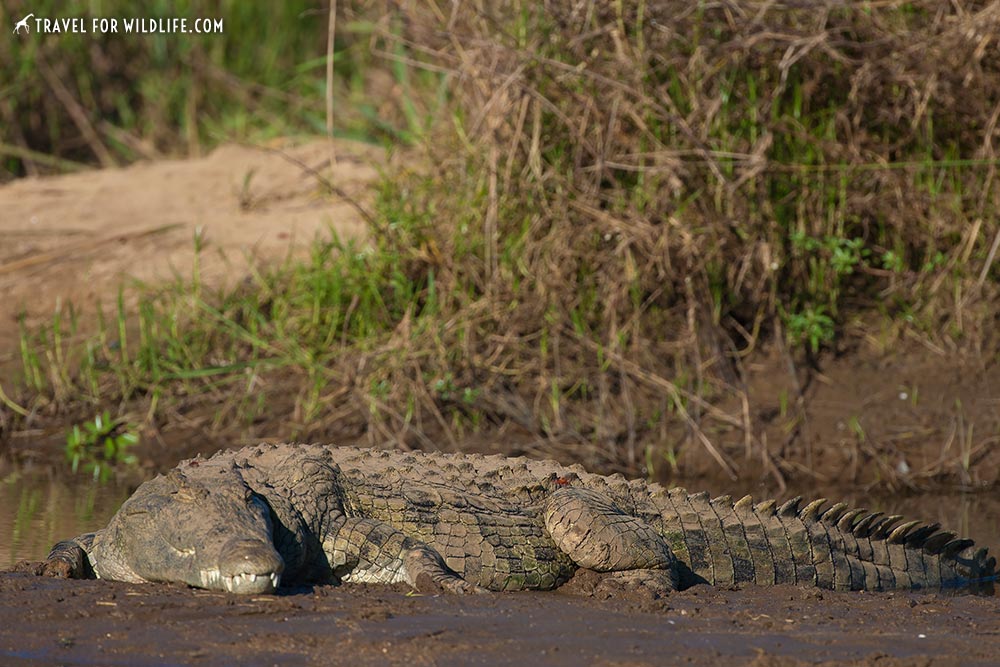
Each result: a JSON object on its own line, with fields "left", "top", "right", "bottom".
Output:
{"left": 203, "top": 569, "right": 280, "bottom": 593}
{"left": 200, "top": 568, "right": 222, "bottom": 587}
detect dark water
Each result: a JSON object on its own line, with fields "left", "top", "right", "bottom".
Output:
{"left": 2, "top": 463, "right": 999, "bottom": 568}
{"left": 1, "top": 464, "right": 132, "bottom": 567}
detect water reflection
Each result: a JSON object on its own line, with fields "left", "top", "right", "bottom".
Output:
{"left": 2, "top": 466, "right": 999, "bottom": 568}
{"left": 1, "top": 465, "right": 131, "bottom": 567}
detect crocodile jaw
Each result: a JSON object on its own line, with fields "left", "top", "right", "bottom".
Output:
{"left": 191, "top": 536, "right": 286, "bottom": 594}
{"left": 199, "top": 568, "right": 282, "bottom": 594}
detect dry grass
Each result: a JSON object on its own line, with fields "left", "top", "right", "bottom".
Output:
{"left": 354, "top": 0, "right": 1000, "bottom": 476}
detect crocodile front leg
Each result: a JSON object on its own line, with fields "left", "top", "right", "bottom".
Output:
{"left": 544, "top": 487, "right": 680, "bottom": 595}
{"left": 322, "top": 516, "right": 484, "bottom": 594}
{"left": 40, "top": 533, "right": 98, "bottom": 579}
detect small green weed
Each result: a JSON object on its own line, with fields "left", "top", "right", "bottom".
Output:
{"left": 881, "top": 250, "right": 905, "bottom": 274}
{"left": 784, "top": 305, "right": 836, "bottom": 353}
{"left": 789, "top": 233, "right": 873, "bottom": 318}
{"left": 66, "top": 412, "right": 140, "bottom": 482}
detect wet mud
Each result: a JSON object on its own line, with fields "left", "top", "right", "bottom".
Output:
{"left": 1, "top": 569, "right": 998, "bottom": 666}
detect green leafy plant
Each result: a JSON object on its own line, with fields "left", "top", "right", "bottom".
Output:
{"left": 881, "top": 250, "right": 905, "bottom": 273}
{"left": 66, "top": 412, "right": 139, "bottom": 482}
{"left": 828, "top": 237, "right": 869, "bottom": 276}
{"left": 785, "top": 305, "right": 836, "bottom": 353}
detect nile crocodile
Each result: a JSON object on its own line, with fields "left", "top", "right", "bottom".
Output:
{"left": 41, "top": 444, "right": 996, "bottom": 595}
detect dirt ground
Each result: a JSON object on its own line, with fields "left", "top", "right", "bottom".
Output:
{"left": 0, "top": 138, "right": 379, "bottom": 366}
{"left": 2, "top": 569, "right": 998, "bottom": 667}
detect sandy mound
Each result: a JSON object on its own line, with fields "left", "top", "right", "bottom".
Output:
{"left": 0, "top": 138, "right": 380, "bottom": 363}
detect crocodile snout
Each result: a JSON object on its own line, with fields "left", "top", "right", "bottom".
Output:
{"left": 201, "top": 538, "right": 284, "bottom": 594}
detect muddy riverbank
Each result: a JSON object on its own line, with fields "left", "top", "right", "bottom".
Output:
{"left": 5, "top": 453, "right": 1000, "bottom": 666}
{"left": 2, "top": 569, "right": 997, "bottom": 666}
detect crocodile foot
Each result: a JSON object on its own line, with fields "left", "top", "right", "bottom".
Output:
{"left": 40, "top": 539, "right": 93, "bottom": 579}
{"left": 570, "top": 567, "right": 677, "bottom": 601}
{"left": 412, "top": 570, "right": 488, "bottom": 595}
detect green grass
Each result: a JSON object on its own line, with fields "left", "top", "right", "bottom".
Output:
{"left": 9, "top": 180, "right": 449, "bottom": 437}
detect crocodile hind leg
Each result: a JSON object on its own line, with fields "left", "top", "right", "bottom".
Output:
{"left": 322, "top": 516, "right": 485, "bottom": 594}
{"left": 543, "top": 487, "right": 680, "bottom": 596}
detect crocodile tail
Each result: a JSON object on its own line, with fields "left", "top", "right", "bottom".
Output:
{"left": 648, "top": 488, "right": 996, "bottom": 592}
{"left": 805, "top": 499, "right": 997, "bottom": 592}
